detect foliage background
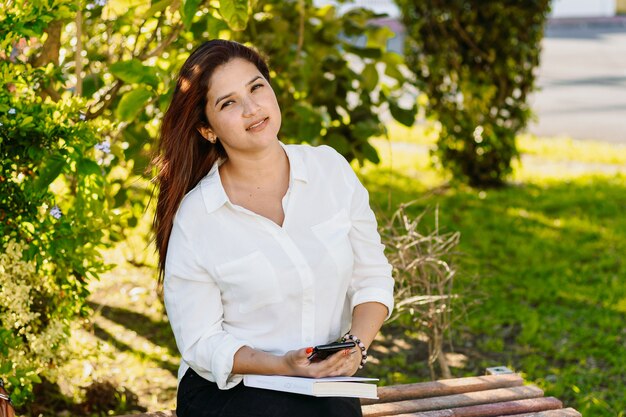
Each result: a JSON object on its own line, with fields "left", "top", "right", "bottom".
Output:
{"left": 2, "top": 0, "right": 625, "bottom": 416}
{"left": 1, "top": 0, "right": 416, "bottom": 409}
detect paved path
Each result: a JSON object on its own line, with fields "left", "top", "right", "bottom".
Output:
{"left": 527, "top": 18, "right": 626, "bottom": 143}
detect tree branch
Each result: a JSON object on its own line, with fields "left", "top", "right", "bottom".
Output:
{"left": 450, "top": 16, "right": 490, "bottom": 62}
{"left": 31, "top": 20, "right": 64, "bottom": 101}
{"left": 139, "top": 23, "right": 183, "bottom": 60}
{"left": 75, "top": 3, "right": 83, "bottom": 96}
{"left": 296, "top": 0, "right": 305, "bottom": 63}
{"left": 86, "top": 80, "right": 124, "bottom": 119}
{"left": 33, "top": 20, "right": 63, "bottom": 67}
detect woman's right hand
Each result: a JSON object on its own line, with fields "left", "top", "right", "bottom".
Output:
{"left": 282, "top": 347, "right": 359, "bottom": 378}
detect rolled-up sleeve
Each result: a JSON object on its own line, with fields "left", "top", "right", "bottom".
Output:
{"left": 340, "top": 160, "right": 395, "bottom": 319}
{"left": 164, "top": 219, "right": 249, "bottom": 389}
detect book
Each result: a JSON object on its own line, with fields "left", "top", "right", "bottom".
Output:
{"left": 242, "top": 375, "right": 379, "bottom": 399}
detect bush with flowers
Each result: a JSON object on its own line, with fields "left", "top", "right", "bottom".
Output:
{"left": 0, "top": 17, "right": 113, "bottom": 403}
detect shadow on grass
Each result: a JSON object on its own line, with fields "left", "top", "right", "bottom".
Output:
{"left": 88, "top": 301, "right": 178, "bottom": 357}
{"left": 365, "top": 170, "right": 626, "bottom": 416}
{"left": 91, "top": 321, "right": 179, "bottom": 376}
{"left": 87, "top": 301, "right": 179, "bottom": 376}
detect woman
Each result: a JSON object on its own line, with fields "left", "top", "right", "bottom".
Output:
{"left": 154, "top": 39, "right": 394, "bottom": 417}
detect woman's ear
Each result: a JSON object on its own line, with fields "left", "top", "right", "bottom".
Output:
{"left": 198, "top": 126, "right": 217, "bottom": 144}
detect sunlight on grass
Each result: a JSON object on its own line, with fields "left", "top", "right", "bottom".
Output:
{"left": 382, "top": 121, "right": 439, "bottom": 145}
{"left": 367, "top": 125, "right": 626, "bottom": 185}
{"left": 518, "top": 134, "right": 626, "bottom": 165}
{"left": 381, "top": 121, "right": 626, "bottom": 173}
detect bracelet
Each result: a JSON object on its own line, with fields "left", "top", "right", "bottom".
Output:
{"left": 342, "top": 333, "right": 368, "bottom": 369}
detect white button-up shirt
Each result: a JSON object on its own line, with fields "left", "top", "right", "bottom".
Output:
{"left": 164, "top": 143, "right": 394, "bottom": 389}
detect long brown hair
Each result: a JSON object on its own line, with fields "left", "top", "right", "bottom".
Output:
{"left": 153, "top": 40, "right": 271, "bottom": 287}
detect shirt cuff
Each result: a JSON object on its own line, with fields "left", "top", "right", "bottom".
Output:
{"left": 351, "top": 287, "right": 395, "bottom": 320}
{"left": 209, "top": 337, "right": 250, "bottom": 390}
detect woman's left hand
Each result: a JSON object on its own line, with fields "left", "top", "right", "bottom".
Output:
{"left": 325, "top": 347, "right": 361, "bottom": 377}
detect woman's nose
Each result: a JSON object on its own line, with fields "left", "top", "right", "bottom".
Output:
{"left": 242, "top": 96, "right": 261, "bottom": 117}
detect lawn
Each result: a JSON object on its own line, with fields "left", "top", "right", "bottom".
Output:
{"left": 362, "top": 126, "right": 626, "bottom": 417}
{"left": 33, "top": 126, "right": 626, "bottom": 417}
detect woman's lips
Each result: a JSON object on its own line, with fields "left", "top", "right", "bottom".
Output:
{"left": 246, "top": 117, "right": 269, "bottom": 132}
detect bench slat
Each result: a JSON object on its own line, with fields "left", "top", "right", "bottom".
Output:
{"left": 500, "top": 408, "right": 582, "bottom": 417}
{"left": 116, "top": 411, "right": 176, "bottom": 417}
{"left": 368, "top": 397, "right": 563, "bottom": 417}
{"left": 361, "top": 374, "right": 525, "bottom": 405}
{"left": 362, "top": 385, "right": 545, "bottom": 417}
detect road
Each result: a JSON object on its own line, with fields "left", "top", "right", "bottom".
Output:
{"left": 527, "top": 18, "right": 626, "bottom": 143}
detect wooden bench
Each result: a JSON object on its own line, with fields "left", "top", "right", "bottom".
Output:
{"left": 117, "top": 371, "right": 581, "bottom": 417}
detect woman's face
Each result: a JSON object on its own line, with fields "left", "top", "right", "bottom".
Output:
{"left": 202, "top": 58, "right": 281, "bottom": 156}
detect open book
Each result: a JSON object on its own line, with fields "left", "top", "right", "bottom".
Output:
{"left": 243, "top": 375, "right": 378, "bottom": 399}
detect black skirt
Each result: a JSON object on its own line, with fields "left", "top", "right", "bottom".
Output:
{"left": 177, "top": 367, "right": 364, "bottom": 417}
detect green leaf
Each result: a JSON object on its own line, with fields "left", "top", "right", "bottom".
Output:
{"left": 382, "top": 51, "right": 404, "bottom": 67}
{"left": 389, "top": 100, "right": 416, "bottom": 127}
{"left": 366, "top": 26, "right": 395, "bottom": 51}
{"left": 77, "top": 159, "right": 102, "bottom": 176}
{"left": 182, "top": 0, "right": 203, "bottom": 28}
{"left": 103, "top": 0, "right": 150, "bottom": 20}
{"left": 361, "top": 63, "right": 379, "bottom": 91}
{"left": 345, "top": 45, "right": 382, "bottom": 59}
{"left": 34, "top": 154, "right": 66, "bottom": 191}
{"left": 360, "top": 140, "right": 380, "bottom": 164}
{"left": 113, "top": 189, "right": 128, "bottom": 207}
{"left": 28, "top": 373, "right": 42, "bottom": 384}
{"left": 81, "top": 74, "right": 104, "bottom": 98}
{"left": 219, "top": 0, "right": 249, "bottom": 31}
{"left": 325, "top": 133, "right": 350, "bottom": 155}
{"left": 109, "top": 59, "right": 159, "bottom": 88}
{"left": 20, "top": 116, "right": 34, "bottom": 127}
{"left": 143, "top": 0, "right": 172, "bottom": 19}
{"left": 116, "top": 87, "right": 153, "bottom": 122}
{"left": 206, "top": 13, "right": 230, "bottom": 38}
{"left": 384, "top": 63, "right": 404, "bottom": 83}
{"left": 0, "top": 361, "right": 11, "bottom": 374}
{"left": 293, "top": 103, "right": 322, "bottom": 143}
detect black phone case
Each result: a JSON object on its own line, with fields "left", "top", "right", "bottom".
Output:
{"left": 307, "top": 341, "right": 356, "bottom": 361}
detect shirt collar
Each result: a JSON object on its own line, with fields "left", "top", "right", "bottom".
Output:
{"left": 200, "top": 141, "right": 308, "bottom": 214}
{"left": 280, "top": 141, "right": 308, "bottom": 184}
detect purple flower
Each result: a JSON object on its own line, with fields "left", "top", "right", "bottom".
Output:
{"left": 94, "top": 141, "right": 111, "bottom": 154}
{"left": 95, "top": 0, "right": 107, "bottom": 5}
{"left": 8, "top": 108, "right": 16, "bottom": 115}
{"left": 50, "top": 205, "right": 62, "bottom": 219}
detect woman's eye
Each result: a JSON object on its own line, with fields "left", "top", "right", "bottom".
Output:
{"left": 221, "top": 100, "right": 234, "bottom": 109}
{"left": 251, "top": 83, "right": 264, "bottom": 92}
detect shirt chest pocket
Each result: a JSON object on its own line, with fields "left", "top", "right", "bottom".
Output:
{"left": 215, "top": 251, "right": 284, "bottom": 314}
{"left": 311, "top": 209, "right": 354, "bottom": 276}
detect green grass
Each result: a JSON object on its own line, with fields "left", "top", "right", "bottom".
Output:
{"left": 362, "top": 128, "right": 626, "bottom": 417}
{"left": 37, "top": 127, "right": 626, "bottom": 417}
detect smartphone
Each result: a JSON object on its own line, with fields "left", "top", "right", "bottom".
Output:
{"left": 307, "top": 341, "right": 356, "bottom": 361}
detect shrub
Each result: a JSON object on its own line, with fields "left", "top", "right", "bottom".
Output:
{"left": 0, "top": 55, "right": 111, "bottom": 405}
{"left": 396, "top": 0, "right": 551, "bottom": 186}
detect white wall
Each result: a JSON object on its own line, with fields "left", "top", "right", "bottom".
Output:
{"left": 314, "top": 0, "right": 400, "bottom": 17}
{"left": 550, "top": 0, "right": 616, "bottom": 18}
